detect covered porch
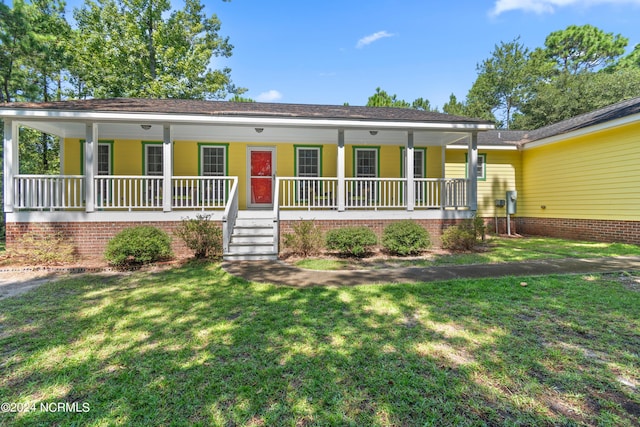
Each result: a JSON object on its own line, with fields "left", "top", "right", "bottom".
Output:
{"left": 1, "top": 99, "right": 493, "bottom": 258}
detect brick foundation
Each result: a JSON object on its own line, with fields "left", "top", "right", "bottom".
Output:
{"left": 5, "top": 221, "right": 209, "bottom": 259}
{"left": 516, "top": 217, "right": 640, "bottom": 245}
{"left": 279, "top": 218, "right": 469, "bottom": 249}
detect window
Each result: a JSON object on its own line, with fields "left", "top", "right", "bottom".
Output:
{"left": 97, "top": 143, "right": 111, "bottom": 175}
{"left": 296, "top": 147, "right": 320, "bottom": 178}
{"left": 145, "top": 144, "right": 163, "bottom": 176}
{"left": 355, "top": 148, "right": 378, "bottom": 177}
{"left": 201, "top": 145, "right": 226, "bottom": 176}
{"left": 295, "top": 146, "right": 322, "bottom": 202}
{"left": 401, "top": 148, "right": 427, "bottom": 205}
{"left": 79, "top": 140, "right": 113, "bottom": 175}
{"left": 466, "top": 153, "right": 486, "bottom": 181}
{"left": 400, "top": 148, "right": 426, "bottom": 178}
{"left": 352, "top": 147, "right": 379, "bottom": 204}
{"left": 199, "top": 144, "right": 228, "bottom": 204}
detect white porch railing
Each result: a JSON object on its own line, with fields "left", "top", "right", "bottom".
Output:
{"left": 94, "top": 175, "right": 164, "bottom": 210}
{"left": 277, "top": 177, "right": 469, "bottom": 210}
{"left": 172, "top": 176, "right": 235, "bottom": 209}
{"left": 345, "top": 178, "right": 406, "bottom": 209}
{"left": 13, "top": 175, "right": 85, "bottom": 210}
{"left": 277, "top": 177, "right": 339, "bottom": 209}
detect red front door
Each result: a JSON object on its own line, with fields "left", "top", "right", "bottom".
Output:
{"left": 250, "top": 148, "right": 274, "bottom": 206}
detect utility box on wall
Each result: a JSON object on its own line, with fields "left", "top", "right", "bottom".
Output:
{"left": 506, "top": 191, "right": 517, "bottom": 215}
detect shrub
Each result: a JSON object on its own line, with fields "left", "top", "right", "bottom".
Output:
{"left": 382, "top": 220, "right": 431, "bottom": 256}
{"left": 105, "top": 226, "right": 173, "bottom": 267}
{"left": 283, "top": 220, "right": 323, "bottom": 256}
{"left": 174, "top": 214, "right": 222, "bottom": 259}
{"left": 441, "top": 224, "right": 476, "bottom": 251}
{"left": 325, "top": 226, "right": 377, "bottom": 257}
{"left": 9, "top": 231, "right": 76, "bottom": 265}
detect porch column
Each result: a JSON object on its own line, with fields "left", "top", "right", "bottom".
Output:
{"left": 162, "top": 124, "right": 173, "bottom": 212}
{"left": 468, "top": 132, "right": 478, "bottom": 211}
{"left": 85, "top": 123, "right": 98, "bottom": 213}
{"left": 406, "top": 131, "right": 415, "bottom": 211}
{"left": 337, "top": 129, "right": 345, "bottom": 211}
{"left": 441, "top": 144, "right": 446, "bottom": 211}
{"left": 3, "top": 120, "right": 18, "bottom": 212}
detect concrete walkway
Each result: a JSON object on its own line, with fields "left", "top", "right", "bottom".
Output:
{"left": 222, "top": 256, "right": 640, "bottom": 287}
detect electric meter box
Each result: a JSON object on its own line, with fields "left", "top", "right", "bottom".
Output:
{"left": 506, "top": 191, "right": 517, "bottom": 214}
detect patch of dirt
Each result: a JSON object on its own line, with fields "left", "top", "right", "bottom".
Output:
{"left": 0, "top": 256, "right": 192, "bottom": 300}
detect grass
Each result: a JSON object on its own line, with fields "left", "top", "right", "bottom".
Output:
{"left": 1, "top": 261, "right": 639, "bottom": 426}
{"left": 295, "top": 236, "right": 640, "bottom": 270}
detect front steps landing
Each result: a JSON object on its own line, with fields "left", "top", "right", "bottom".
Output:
{"left": 223, "top": 210, "right": 278, "bottom": 261}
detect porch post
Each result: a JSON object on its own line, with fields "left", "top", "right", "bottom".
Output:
{"left": 337, "top": 129, "right": 345, "bottom": 211}
{"left": 162, "top": 124, "right": 173, "bottom": 212}
{"left": 85, "top": 123, "right": 98, "bottom": 213}
{"left": 441, "top": 144, "right": 446, "bottom": 210}
{"left": 468, "top": 132, "right": 478, "bottom": 211}
{"left": 406, "top": 131, "right": 415, "bottom": 211}
{"left": 3, "top": 120, "right": 18, "bottom": 212}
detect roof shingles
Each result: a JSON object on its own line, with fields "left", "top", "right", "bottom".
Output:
{"left": 2, "top": 98, "right": 493, "bottom": 125}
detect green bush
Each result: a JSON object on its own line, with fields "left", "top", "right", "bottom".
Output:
{"left": 325, "top": 226, "right": 377, "bottom": 257}
{"left": 105, "top": 226, "right": 173, "bottom": 267}
{"left": 441, "top": 224, "right": 476, "bottom": 251}
{"left": 174, "top": 214, "right": 222, "bottom": 259}
{"left": 283, "top": 220, "right": 323, "bottom": 256}
{"left": 382, "top": 220, "right": 431, "bottom": 256}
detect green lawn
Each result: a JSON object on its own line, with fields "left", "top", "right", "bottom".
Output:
{"left": 296, "top": 236, "right": 640, "bottom": 270}
{"left": 1, "top": 262, "right": 639, "bottom": 426}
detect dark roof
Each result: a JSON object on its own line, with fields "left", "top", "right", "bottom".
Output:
{"left": 2, "top": 98, "right": 493, "bottom": 125}
{"left": 478, "top": 97, "right": 640, "bottom": 147}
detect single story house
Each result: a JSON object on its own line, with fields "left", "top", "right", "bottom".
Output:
{"left": 3, "top": 97, "right": 639, "bottom": 260}
{"left": 1, "top": 99, "right": 494, "bottom": 260}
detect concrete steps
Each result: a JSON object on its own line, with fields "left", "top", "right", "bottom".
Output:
{"left": 224, "top": 211, "right": 278, "bottom": 261}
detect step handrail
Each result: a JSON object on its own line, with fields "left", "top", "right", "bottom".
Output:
{"left": 222, "top": 177, "right": 239, "bottom": 254}
{"left": 273, "top": 177, "right": 281, "bottom": 254}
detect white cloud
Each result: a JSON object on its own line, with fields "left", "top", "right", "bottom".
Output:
{"left": 356, "top": 31, "right": 395, "bottom": 48}
{"left": 256, "top": 90, "right": 283, "bottom": 102}
{"left": 490, "top": 0, "right": 640, "bottom": 16}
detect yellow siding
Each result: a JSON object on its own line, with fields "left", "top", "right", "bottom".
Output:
{"left": 62, "top": 139, "right": 443, "bottom": 209}
{"left": 63, "top": 139, "right": 82, "bottom": 174}
{"left": 446, "top": 149, "right": 521, "bottom": 217}
{"left": 521, "top": 122, "right": 640, "bottom": 220}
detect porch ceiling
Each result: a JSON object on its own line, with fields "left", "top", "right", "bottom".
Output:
{"left": 16, "top": 120, "right": 471, "bottom": 146}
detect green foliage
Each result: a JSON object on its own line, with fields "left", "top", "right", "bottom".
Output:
{"left": 325, "top": 226, "right": 377, "bottom": 257}
{"left": 513, "top": 68, "right": 640, "bottom": 129}
{"left": 466, "top": 37, "right": 532, "bottom": 128}
{"left": 174, "top": 214, "right": 222, "bottom": 259}
{"left": 382, "top": 220, "right": 431, "bottom": 256}
{"left": 8, "top": 231, "right": 76, "bottom": 264}
{"left": 366, "top": 87, "right": 438, "bottom": 112}
{"left": 105, "top": 226, "right": 173, "bottom": 267}
{"left": 283, "top": 220, "right": 323, "bottom": 257}
{"left": 441, "top": 216, "right": 485, "bottom": 251}
{"left": 71, "top": 0, "right": 244, "bottom": 99}
{"left": 441, "top": 225, "right": 476, "bottom": 251}
{"left": 544, "top": 24, "right": 628, "bottom": 74}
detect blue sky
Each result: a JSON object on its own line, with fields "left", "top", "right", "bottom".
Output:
{"left": 200, "top": 0, "right": 640, "bottom": 108}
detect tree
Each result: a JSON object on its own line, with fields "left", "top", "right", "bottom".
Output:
{"left": 512, "top": 68, "right": 640, "bottom": 129}
{"left": 366, "top": 87, "right": 437, "bottom": 111}
{"left": 544, "top": 24, "right": 627, "bottom": 74}
{"left": 442, "top": 93, "right": 467, "bottom": 116}
{"left": 465, "top": 37, "right": 536, "bottom": 128}
{"left": 616, "top": 44, "right": 640, "bottom": 70}
{"left": 70, "top": 0, "right": 245, "bottom": 99}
